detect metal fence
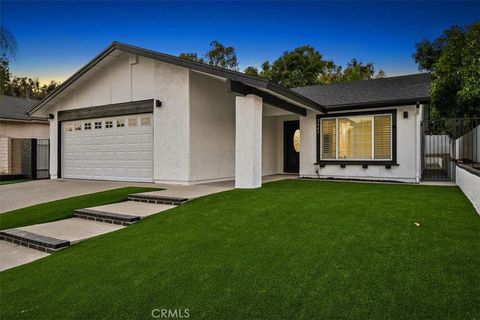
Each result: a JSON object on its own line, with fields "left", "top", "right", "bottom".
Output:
{"left": 421, "top": 118, "right": 480, "bottom": 182}
{"left": 8, "top": 138, "right": 50, "bottom": 179}
{"left": 35, "top": 139, "right": 50, "bottom": 179}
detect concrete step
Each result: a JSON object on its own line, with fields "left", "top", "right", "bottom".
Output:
{"left": 0, "top": 229, "right": 70, "bottom": 253}
{"left": 128, "top": 194, "right": 189, "bottom": 205}
{"left": 0, "top": 240, "right": 50, "bottom": 272}
{"left": 16, "top": 218, "right": 124, "bottom": 246}
{"left": 74, "top": 209, "right": 140, "bottom": 226}
{"left": 85, "top": 201, "right": 175, "bottom": 220}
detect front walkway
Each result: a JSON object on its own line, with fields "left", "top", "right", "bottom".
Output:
{"left": 0, "top": 175, "right": 296, "bottom": 213}
{"left": 0, "top": 174, "right": 296, "bottom": 271}
{"left": 0, "top": 179, "right": 159, "bottom": 213}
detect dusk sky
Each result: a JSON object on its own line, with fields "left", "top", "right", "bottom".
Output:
{"left": 1, "top": 1, "right": 479, "bottom": 84}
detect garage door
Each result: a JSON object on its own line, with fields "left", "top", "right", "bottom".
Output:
{"left": 62, "top": 114, "right": 153, "bottom": 182}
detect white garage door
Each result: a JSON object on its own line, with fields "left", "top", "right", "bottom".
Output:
{"left": 62, "top": 114, "right": 153, "bottom": 182}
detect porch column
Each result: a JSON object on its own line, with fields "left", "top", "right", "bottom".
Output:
{"left": 235, "top": 94, "right": 262, "bottom": 189}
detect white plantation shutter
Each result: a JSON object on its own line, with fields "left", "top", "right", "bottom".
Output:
{"left": 321, "top": 118, "right": 336, "bottom": 159}
{"left": 338, "top": 116, "right": 372, "bottom": 159}
{"left": 374, "top": 115, "right": 392, "bottom": 159}
{"left": 320, "top": 113, "right": 393, "bottom": 161}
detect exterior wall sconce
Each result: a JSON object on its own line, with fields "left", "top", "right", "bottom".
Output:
{"left": 403, "top": 111, "right": 408, "bottom": 118}
{"left": 155, "top": 100, "right": 162, "bottom": 108}
{"left": 48, "top": 113, "right": 55, "bottom": 120}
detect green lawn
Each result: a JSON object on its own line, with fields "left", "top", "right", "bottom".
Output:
{"left": 0, "top": 179, "right": 30, "bottom": 185}
{"left": 1, "top": 180, "right": 479, "bottom": 319}
{"left": 0, "top": 187, "right": 159, "bottom": 230}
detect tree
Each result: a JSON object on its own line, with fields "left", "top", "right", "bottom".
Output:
{"left": 0, "top": 58, "right": 11, "bottom": 95}
{"left": 205, "top": 41, "right": 238, "bottom": 70}
{"left": 244, "top": 66, "right": 259, "bottom": 77}
{"left": 0, "top": 26, "right": 17, "bottom": 61}
{"left": 339, "top": 59, "right": 385, "bottom": 82}
{"left": 0, "top": 26, "right": 17, "bottom": 95}
{"left": 4, "top": 76, "right": 60, "bottom": 99}
{"left": 39, "top": 80, "right": 60, "bottom": 99}
{"left": 178, "top": 41, "right": 239, "bottom": 71}
{"left": 247, "top": 47, "right": 385, "bottom": 87}
{"left": 257, "top": 45, "right": 328, "bottom": 88}
{"left": 318, "top": 60, "right": 342, "bottom": 84}
{"left": 179, "top": 52, "right": 204, "bottom": 63}
{"left": 413, "top": 23, "right": 480, "bottom": 118}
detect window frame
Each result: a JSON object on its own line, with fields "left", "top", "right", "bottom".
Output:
{"left": 316, "top": 109, "right": 397, "bottom": 166}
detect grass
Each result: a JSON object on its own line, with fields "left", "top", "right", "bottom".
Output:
{"left": 0, "top": 179, "right": 30, "bottom": 185}
{"left": 0, "top": 187, "right": 159, "bottom": 230}
{"left": 0, "top": 180, "right": 479, "bottom": 319}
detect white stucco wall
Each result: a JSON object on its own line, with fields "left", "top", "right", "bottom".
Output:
{"left": 456, "top": 165, "right": 480, "bottom": 214}
{"left": 235, "top": 94, "right": 263, "bottom": 188}
{"left": 300, "top": 105, "right": 420, "bottom": 182}
{"left": 188, "top": 71, "right": 298, "bottom": 183}
{"left": 40, "top": 53, "right": 187, "bottom": 182}
{"left": 153, "top": 61, "right": 190, "bottom": 183}
{"left": 189, "top": 71, "right": 236, "bottom": 182}
{"left": 262, "top": 116, "right": 277, "bottom": 176}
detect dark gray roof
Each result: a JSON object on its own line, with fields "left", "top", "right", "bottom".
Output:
{"left": 293, "top": 73, "right": 431, "bottom": 110}
{"left": 0, "top": 95, "right": 45, "bottom": 121}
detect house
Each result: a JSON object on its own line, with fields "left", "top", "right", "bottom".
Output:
{"left": 27, "top": 42, "right": 430, "bottom": 188}
{"left": 0, "top": 95, "right": 48, "bottom": 175}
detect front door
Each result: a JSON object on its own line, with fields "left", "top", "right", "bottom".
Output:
{"left": 284, "top": 120, "right": 300, "bottom": 173}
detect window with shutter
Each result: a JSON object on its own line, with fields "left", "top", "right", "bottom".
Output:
{"left": 321, "top": 118, "right": 336, "bottom": 159}
{"left": 374, "top": 115, "right": 392, "bottom": 159}
{"left": 320, "top": 113, "right": 392, "bottom": 161}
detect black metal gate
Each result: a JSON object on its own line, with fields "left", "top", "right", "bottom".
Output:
{"left": 34, "top": 139, "right": 50, "bottom": 179}
{"left": 16, "top": 138, "right": 50, "bottom": 179}
{"left": 421, "top": 118, "right": 479, "bottom": 182}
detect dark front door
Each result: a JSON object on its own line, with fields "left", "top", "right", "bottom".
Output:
{"left": 284, "top": 120, "right": 300, "bottom": 173}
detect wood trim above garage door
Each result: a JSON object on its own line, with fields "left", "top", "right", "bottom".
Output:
{"left": 58, "top": 99, "right": 154, "bottom": 122}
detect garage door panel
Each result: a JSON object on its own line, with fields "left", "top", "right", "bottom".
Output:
{"left": 62, "top": 114, "right": 153, "bottom": 182}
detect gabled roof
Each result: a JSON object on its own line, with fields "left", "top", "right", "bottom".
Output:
{"left": 293, "top": 73, "right": 431, "bottom": 110}
{"left": 0, "top": 95, "right": 46, "bottom": 122}
{"left": 28, "top": 41, "right": 325, "bottom": 115}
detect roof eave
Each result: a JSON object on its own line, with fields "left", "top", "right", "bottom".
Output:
{"left": 326, "top": 97, "right": 431, "bottom": 111}
{"left": 0, "top": 117, "right": 49, "bottom": 123}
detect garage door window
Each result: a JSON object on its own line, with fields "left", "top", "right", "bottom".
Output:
{"left": 105, "top": 121, "right": 113, "bottom": 128}
{"left": 141, "top": 117, "right": 151, "bottom": 126}
{"left": 74, "top": 123, "right": 82, "bottom": 131}
{"left": 95, "top": 122, "right": 102, "bottom": 129}
{"left": 116, "top": 119, "right": 125, "bottom": 128}
{"left": 65, "top": 124, "right": 73, "bottom": 132}
{"left": 84, "top": 123, "right": 91, "bottom": 130}
{"left": 128, "top": 118, "right": 137, "bottom": 127}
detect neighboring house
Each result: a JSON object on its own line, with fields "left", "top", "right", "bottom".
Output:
{"left": 27, "top": 42, "right": 430, "bottom": 188}
{"left": 0, "top": 95, "right": 48, "bottom": 175}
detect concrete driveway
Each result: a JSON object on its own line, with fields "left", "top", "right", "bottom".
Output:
{"left": 0, "top": 179, "right": 159, "bottom": 213}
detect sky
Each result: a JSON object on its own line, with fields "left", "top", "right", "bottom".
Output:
{"left": 1, "top": 1, "right": 479, "bottom": 84}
